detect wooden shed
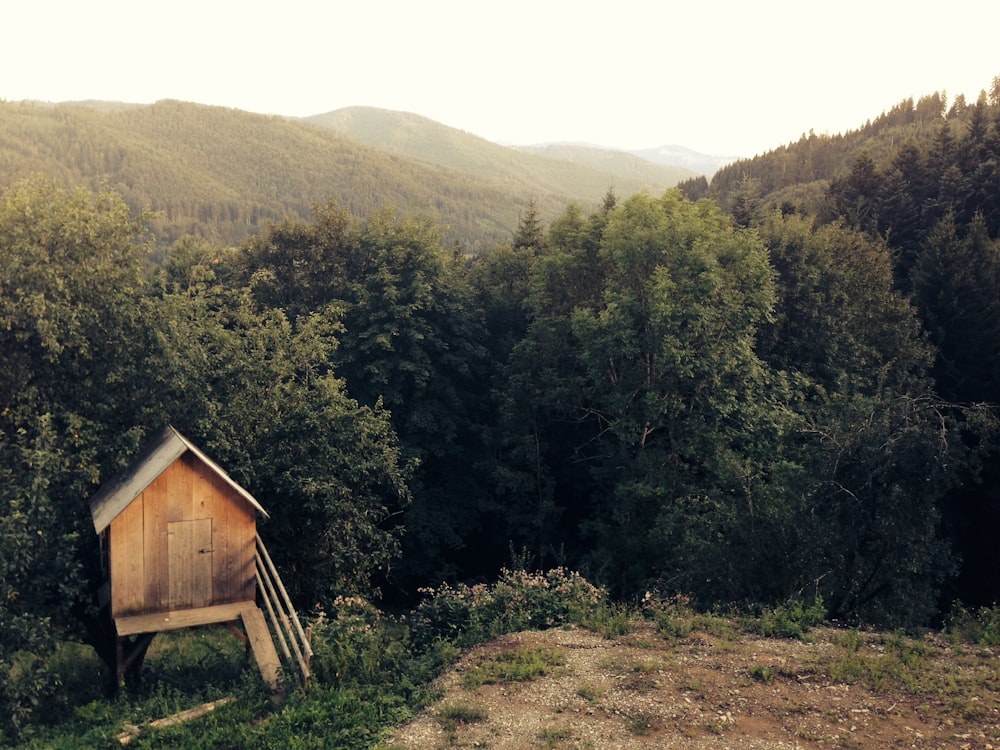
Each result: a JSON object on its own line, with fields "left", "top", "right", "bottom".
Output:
{"left": 89, "top": 426, "right": 310, "bottom": 692}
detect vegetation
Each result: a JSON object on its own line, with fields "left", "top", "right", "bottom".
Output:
{"left": 0, "top": 100, "right": 692, "bottom": 252}
{"left": 4, "top": 75, "right": 1000, "bottom": 745}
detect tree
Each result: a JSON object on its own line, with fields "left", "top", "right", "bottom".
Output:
{"left": 0, "top": 178, "right": 161, "bottom": 732}
{"left": 911, "top": 212, "right": 1000, "bottom": 404}
{"left": 757, "top": 213, "right": 986, "bottom": 624}
{"left": 825, "top": 153, "right": 882, "bottom": 233}
{"left": 558, "top": 192, "right": 784, "bottom": 596}
{"left": 0, "top": 182, "right": 417, "bottom": 731}
{"left": 512, "top": 198, "right": 546, "bottom": 253}
{"left": 236, "top": 204, "right": 492, "bottom": 589}
{"left": 757, "top": 213, "right": 933, "bottom": 397}
{"left": 154, "top": 290, "right": 411, "bottom": 604}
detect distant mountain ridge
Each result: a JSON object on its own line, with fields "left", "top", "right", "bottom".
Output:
{"left": 303, "top": 107, "right": 700, "bottom": 197}
{"left": 630, "top": 144, "right": 740, "bottom": 177}
{"left": 515, "top": 141, "right": 739, "bottom": 177}
{"left": 1, "top": 99, "right": 707, "bottom": 251}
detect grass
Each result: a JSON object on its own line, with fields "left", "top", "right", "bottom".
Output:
{"left": 537, "top": 724, "right": 571, "bottom": 747}
{"left": 624, "top": 709, "right": 658, "bottom": 735}
{"left": 575, "top": 682, "right": 604, "bottom": 703}
{"left": 435, "top": 701, "right": 487, "bottom": 731}
{"left": 10, "top": 575, "right": 1000, "bottom": 748}
{"left": 461, "top": 646, "right": 566, "bottom": 689}
{"left": 748, "top": 664, "right": 774, "bottom": 683}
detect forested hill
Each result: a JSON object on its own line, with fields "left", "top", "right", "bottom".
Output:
{"left": 307, "top": 106, "right": 695, "bottom": 193}
{"left": 0, "top": 99, "right": 694, "bottom": 251}
{"left": 703, "top": 83, "right": 1000, "bottom": 223}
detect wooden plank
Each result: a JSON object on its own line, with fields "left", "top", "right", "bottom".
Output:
{"left": 214, "top": 485, "right": 237, "bottom": 601}
{"left": 240, "top": 605, "right": 282, "bottom": 693}
{"left": 144, "top": 473, "right": 169, "bottom": 610}
{"left": 166, "top": 456, "right": 195, "bottom": 524}
{"left": 167, "top": 520, "right": 193, "bottom": 608}
{"left": 110, "top": 498, "right": 145, "bottom": 616}
{"left": 192, "top": 518, "right": 213, "bottom": 608}
{"left": 115, "top": 601, "right": 250, "bottom": 636}
{"left": 236, "top": 502, "right": 255, "bottom": 601}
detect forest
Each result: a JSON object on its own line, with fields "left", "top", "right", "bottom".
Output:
{"left": 0, "top": 100, "right": 692, "bottom": 252}
{"left": 3, "top": 78, "right": 1000, "bottom": 743}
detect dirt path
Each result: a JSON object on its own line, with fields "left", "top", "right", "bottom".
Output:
{"left": 384, "top": 621, "right": 1000, "bottom": 749}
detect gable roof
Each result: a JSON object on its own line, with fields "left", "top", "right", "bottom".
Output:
{"left": 89, "top": 425, "right": 269, "bottom": 533}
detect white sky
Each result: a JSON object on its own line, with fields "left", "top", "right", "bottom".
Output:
{"left": 3, "top": 0, "right": 998, "bottom": 158}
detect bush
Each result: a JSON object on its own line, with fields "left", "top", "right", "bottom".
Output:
{"left": 412, "top": 568, "right": 608, "bottom": 647}
{"left": 308, "top": 596, "right": 456, "bottom": 700}
{"left": 946, "top": 602, "right": 1000, "bottom": 646}
{"left": 744, "top": 596, "right": 826, "bottom": 640}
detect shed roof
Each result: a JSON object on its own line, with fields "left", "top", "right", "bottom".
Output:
{"left": 89, "top": 425, "right": 268, "bottom": 533}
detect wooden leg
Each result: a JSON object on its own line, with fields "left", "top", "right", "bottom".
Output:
{"left": 121, "top": 633, "right": 156, "bottom": 691}
{"left": 116, "top": 637, "right": 126, "bottom": 689}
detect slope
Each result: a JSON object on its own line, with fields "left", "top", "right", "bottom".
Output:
{"left": 304, "top": 106, "right": 694, "bottom": 200}
{"left": 0, "top": 100, "right": 540, "bottom": 250}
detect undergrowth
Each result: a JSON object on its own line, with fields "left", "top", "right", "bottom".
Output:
{"left": 9, "top": 575, "right": 999, "bottom": 748}
{"left": 8, "top": 568, "right": 610, "bottom": 748}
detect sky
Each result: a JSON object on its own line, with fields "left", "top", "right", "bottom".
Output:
{"left": 4, "top": 0, "right": 999, "bottom": 158}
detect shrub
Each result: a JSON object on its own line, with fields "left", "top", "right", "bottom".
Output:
{"left": 308, "top": 596, "right": 457, "bottom": 700}
{"left": 946, "top": 603, "right": 1000, "bottom": 646}
{"left": 412, "top": 568, "right": 607, "bottom": 647}
{"left": 742, "top": 596, "right": 826, "bottom": 640}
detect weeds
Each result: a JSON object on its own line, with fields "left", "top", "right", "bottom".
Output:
{"left": 741, "top": 597, "right": 826, "bottom": 640}
{"left": 575, "top": 682, "right": 604, "bottom": 703}
{"left": 462, "top": 646, "right": 566, "bottom": 689}
{"left": 435, "top": 701, "right": 487, "bottom": 730}
{"left": 946, "top": 602, "right": 1000, "bottom": 646}
{"left": 642, "top": 592, "right": 738, "bottom": 641}
{"left": 537, "top": 724, "right": 571, "bottom": 747}
{"left": 624, "top": 709, "right": 657, "bottom": 735}
{"left": 748, "top": 664, "right": 773, "bottom": 683}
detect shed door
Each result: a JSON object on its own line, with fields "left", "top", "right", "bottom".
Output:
{"left": 167, "top": 519, "right": 213, "bottom": 609}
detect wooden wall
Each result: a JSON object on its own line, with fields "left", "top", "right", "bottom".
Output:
{"left": 109, "top": 453, "right": 256, "bottom": 617}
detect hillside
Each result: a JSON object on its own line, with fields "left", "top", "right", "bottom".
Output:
{"left": 387, "top": 622, "right": 1000, "bottom": 749}
{"left": 517, "top": 142, "right": 699, "bottom": 185}
{"left": 0, "top": 100, "right": 693, "bottom": 251}
{"left": 707, "top": 89, "right": 995, "bottom": 214}
{"left": 304, "top": 106, "right": 695, "bottom": 200}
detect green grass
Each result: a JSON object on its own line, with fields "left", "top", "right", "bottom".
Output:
{"left": 461, "top": 646, "right": 566, "bottom": 689}
{"left": 575, "top": 682, "right": 604, "bottom": 703}
{"left": 435, "top": 701, "right": 487, "bottom": 729}
{"left": 13, "top": 573, "right": 1000, "bottom": 748}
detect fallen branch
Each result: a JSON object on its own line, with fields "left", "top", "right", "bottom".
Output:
{"left": 117, "top": 696, "right": 236, "bottom": 745}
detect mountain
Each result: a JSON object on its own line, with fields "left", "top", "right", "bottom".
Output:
{"left": 303, "top": 106, "right": 697, "bottom": 199}
{"left": 0, "top": 100, "right": 698, "bottom": 251}
{"left": 514, "top": 142, "right": 698, "bottom": 184}
{"left": 630, "top": 144, "right": 740, "bottom": 177}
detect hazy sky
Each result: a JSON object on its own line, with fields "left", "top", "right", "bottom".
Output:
{"left": 4, "top": 1, "right": 998, "bottom": 157}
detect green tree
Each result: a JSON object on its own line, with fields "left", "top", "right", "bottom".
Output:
{"left": 154, "top": 290, "right": 411, "bottom": 604}
{"left": 757, "top": 213, "right": 933, "bottom": 396}
{"left": 563, "top": 192, "right": 784, "bottom": 596}
{"left": 512, "top": 198, "right": 546, "bottom": 252}
{"left": 911, "top": 212, "right": 1000, "bottom": 404}
{"left": 236, "top": 204, "right": 491, "bottom": 588}
{"left": 0, "top": 178, "right": 161, "bottom": 733}
{"left": 757, "top": 212, "right": 985, "bottom": 624}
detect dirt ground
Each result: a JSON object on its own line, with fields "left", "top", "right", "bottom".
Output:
{"left": 384, "top": 621, "right": 1000, "bottom": 749}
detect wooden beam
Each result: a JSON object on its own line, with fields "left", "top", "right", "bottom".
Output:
{"left": 240, "top": 605, "right": 284, "bottom": 697}
{"left": 114, "top": 602, "right": 248, "bottom": 636}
